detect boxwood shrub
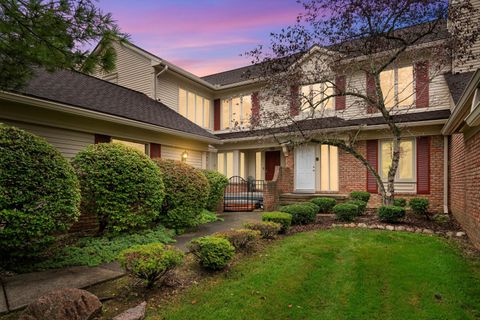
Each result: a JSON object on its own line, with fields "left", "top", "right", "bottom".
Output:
{"left": 378, "top": 205, "right": 406, "bottom": 223}
{"left": 0, "top": 126, "right": 81, "bottom": 258}
{"left": 118, "top": 243, "right": 184, "bottom": 289}
{"left": 202, "top": 170, "right": 229, "bottom": 211}
{"left": 243, "top": 221, "right": 282, "bottom": 239}
{"left": 310, "top": 197, "right": 336, "bottom": 213}
{"left": 188, "top": 236, "right": 235, "bottom": 270}
{"left": 409, "top": 198, "right": 429, "bottom": 217}
{"left": 333, "top": 203, "right": 358, "bottom": 222}
{"left": 262, "top": 212, "right": 292, "bottom": 232}
{"left": 393, "top": 198, "right": 407, "bottom": 207}
{"left": 346, "top": 200, "right": 367, "bottom": 215}
{"left": 72, "top": 143, "right": 164, "bottom": 234}
{"left": 154, "top": 159, "right": 209, "bottom": 229}
{"left": 279, "top": 203, "right": 318, "bottom": 225}
{"left": 350, "top": 191, "right": 371, "bottom": 203}
{"left": 213, "top": 229, "right": 260, "bottom": 252}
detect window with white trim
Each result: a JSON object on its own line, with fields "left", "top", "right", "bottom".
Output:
{"left": 380, "top": 65, "right": 414, "bottom": 109}
{"left": 319, "top": 145, "right": 338, "bottom": 191}
{"left": 221, "top": 94, "right": 252, "bottom": 129}
{"left": 178, "top": 88, "right": 211, "bottom": 129}
{"left": 379, "top": 139, "right": 416, "bottom": 182}
{"left": 300, "top": 82, "right": 334, "bottom": 113}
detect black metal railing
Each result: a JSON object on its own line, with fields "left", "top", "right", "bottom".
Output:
{"left": 224, "top": 176, "right": 265, "bottom": 212}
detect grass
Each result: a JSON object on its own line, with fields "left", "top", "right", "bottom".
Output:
{"left": 153, "top": 229, "right": 480, "bottom": 320}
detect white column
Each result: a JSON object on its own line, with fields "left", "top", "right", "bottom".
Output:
{"left": 232, "top": 150, "right": 240, "bottom": 177}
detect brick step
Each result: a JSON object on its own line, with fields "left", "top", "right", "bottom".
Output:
{"left": 279, "top": 193, "right": 349, "bottom": 206}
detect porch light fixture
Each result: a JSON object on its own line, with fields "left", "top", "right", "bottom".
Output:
{"left": 181, "top": 150, "right": 188, "bottom": 162}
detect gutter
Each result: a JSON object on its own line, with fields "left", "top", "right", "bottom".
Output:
{"left": 0, "top": 92, "right": 221, "bottom": 145}
{"left": 443, "top": 136, "right": 449, "bottom": 214}
{"left": 153, "top": 63, "right": 169, "bottom": 101}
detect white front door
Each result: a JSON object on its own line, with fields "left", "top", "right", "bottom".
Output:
{"left": 295, "top": 144, "right": 316, "bottom": 193}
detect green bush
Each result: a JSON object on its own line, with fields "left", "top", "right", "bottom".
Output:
{"left": 279, "top": 203, "right": 318, "bottom": 225}
{"left": 243, "top": 221, "right": 282, "bottom": 239}
{"left": 202, "top": 170, "right": 229, "bottom": 211}
{"left": 350, "top": 191, "right": 371, "bottom": 203}
{"left": 409, "top": 198, "right": 429, "bottom": 217}
{"left": 333, "top": 203, "right": 358, "bottom": 222}
{"left": 188, "top": 236, "right": 235, "bottom": 270}
{"left": 393, "top": 198, "right": 407, "bottom": 207}
{"left": 196, "top": 209, "right": 222, "bottom": 225}
{"left": 154, "top": 159, "right": 209, "bottom": 229}
{"left": 214, "top": 229, "right": 260, "bottom": 252}
{"left": 118, "top": 243, "right": 184, "bottom": 289}
{"left": 262, "top": 212, "right": 292, "bottom": 232}
{"left": 0, "top": 126, "right": 80, "bottom": 258}
{"left": 346, "top": 200, "right": 367, "bottom": 215}
{"left": 310, "top": 197, "right": 337, "bottom": 213}
{"left": 378, "top": 205, "right": 406, "bottom": 223}
{"left": 72, "top": 143, "right": 164, "bottom": 234}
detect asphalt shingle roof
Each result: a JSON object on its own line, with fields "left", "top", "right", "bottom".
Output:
{"left": 444, "top": 71, "right": 475, "bottom": 105}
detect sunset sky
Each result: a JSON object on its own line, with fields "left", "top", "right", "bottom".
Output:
{"left": 97, "top": 0, "right": 302, "bottom": 76}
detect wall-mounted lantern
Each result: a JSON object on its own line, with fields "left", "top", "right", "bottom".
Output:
{"left": 181, "top": 150, "right": 188, "bottom": 162}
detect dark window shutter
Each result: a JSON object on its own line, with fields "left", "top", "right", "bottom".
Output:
{"left": 150, "top": 143, "right": 161, "bottom": 159}
{"left": 366, "top": 140, "right": 378, "bottom": 193}
{"left": 213, "top": 99, "right": 220, "bottom": 131}
{"left": 415, "top": 61, "right": 429, "bottom": 108}
{"left": 366, "top": 72, "right": 376, "bottom": 114}
{"left": 94, "top": 134, "right": 111, "bottom": 144}
{"left": 251, "top": 91, "right": 260, "bottom": 125}
{"left": 290, "top": 85, "right": 300, "bottom": 116}
{"left": 335, "top": 75, "right": 346, "bottom": 110}
{"left": 416, "top": 136, "right": 431, "bottom": 194}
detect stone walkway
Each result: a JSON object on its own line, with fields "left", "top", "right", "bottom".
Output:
{"left": 0, "top": 211, "right": 262, "bottom": 313}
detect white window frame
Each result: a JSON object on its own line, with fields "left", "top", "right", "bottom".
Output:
{"left": 379, "top": 65, "right": 415, "bottom": 110}
{"left": 178, "top": 87, "right": 211, "bottom": 129}
{"left": 220, "top": 94, "right": 252, "bottom": 130}
{"left": 378, "top": 138, "right": 417, "bottom": 183}
{"left": 300, "top": 82, "right": 335, "bottom": 114}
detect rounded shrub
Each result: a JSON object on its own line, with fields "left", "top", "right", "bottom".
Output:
{"left": 118, "top": 243, "right": 184, "bottom": 289}
{"left": 378, "top": 205, "right": 406, "bottom": 223}
{"left": 243, "top": 221, "right": 282, "bottom": 239}
{"left": 202, "top": 170, "right": 229, "bottom": 211}
{"left": 346, "top": 200, "right": 367, "bottom": 215}
{"left": 262, "top": 212, "right": 292, "bottom": 232}
{"left": 409, "top": 198, "right": 429, "bottom": 217}
{"left": 310, "top": 197, "right": 337, "bottom": 213}
{"left": 153, "top": 159, "right": 209, "bottom": 229}
{"left": 72, "top": 143, "right": 164, "bottom": 234}
{"left": 188, "top": 236, "right": 235, "bottom": 270}
{"left": 333, "top": 203, "right": 358, "bottom": 222}
{"left": 0, "top": 126, "right": 80, "bottom": 258}
{"left": 279, "top": 203, "right": 317, "bottom": 225}
{"left": 350, "top": 191, "right": 371, "bottom": 203}
{"left": 393, "top": 198, "right": 407, "bottom": 207}
{"left": 213, "top": 229, "right": 261, "bottom": 252}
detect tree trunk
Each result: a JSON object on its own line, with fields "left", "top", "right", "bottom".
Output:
{"left": 385, "top": 135, "right": 401, "bottom": 206}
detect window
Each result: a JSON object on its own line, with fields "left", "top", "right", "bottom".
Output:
{"left": 380, "top": 65, "right": 414, "bottom": 109}
{"left": 178, "top": 88, "right": 212, "bottom": 128}
{"left": 319, "top": 145, "right": 338, "bottom": 191}
{"left": 221, "top": 94, "right": 253, "bottom": 129}
{"left": 300, "top": 82, "right": 334, "bottom": 113}
{"left": 111, "top": 138, "right": 147, "bottom": 154}
{"left": 217, "top": 152, "right": 234, "bottom": 178}
{"left": 380, "top": 139, "right": 415, "bottom": 181}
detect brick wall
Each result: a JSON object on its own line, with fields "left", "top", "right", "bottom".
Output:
{"left": 450, "top": 131, "right": 480, "bottom": 248}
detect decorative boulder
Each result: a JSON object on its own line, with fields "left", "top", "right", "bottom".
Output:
{"left": 113, "top": 302, "right": 146, "bottom": 320}
{"left": 19, "top": 288, "right": 102, "bottom": 320}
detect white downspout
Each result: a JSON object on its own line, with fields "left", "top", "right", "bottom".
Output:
{"left": 153, "top": 64, "right": 169, "bottom": 101}
{"left": 443, "top": 135, "right": 449, "bottom": 214}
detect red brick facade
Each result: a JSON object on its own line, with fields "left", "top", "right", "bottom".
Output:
{"left": 450, "top": 132, "right": 480, "bottom": 248}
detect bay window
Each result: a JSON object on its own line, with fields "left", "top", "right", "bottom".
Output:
{"left": 380, "top": 65, "right": 414, "bottom": 109}
{"left": 300, "top": 82, "right": 334, "bottom": 113}
{"left": 379, "top": 139, "right": 415, "bottom": 182}
{"left": 221, "top": 94, "right": 252, "bottom": 129}
{"left": 178, "top": 88, "right": 211, "bottom": 129}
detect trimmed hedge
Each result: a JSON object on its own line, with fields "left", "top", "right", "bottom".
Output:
{"left": 118, "top": 243, "right": 184, "bottom": 289}
{"left": 378, "top": 205, "right": 406, "bottom": 223}
{"left": 333, "top": 203, "right": 358, "bottom": 222}
{"left": 72, "top": 143, "right": 164, "bottom": 234}
{"left": 279, "top": 203, "right": 318, "bottom": 225}
{"left": 311, "top": 197, "right": 336, "bottom": 213}
{"left": 243, "top": 221, "right": 282, "bottom": 239}
{"left": 393, "top": 198, "right": 407, "bottom": 207}
{"left": 0, "top": 126, "right": 81, "bottom": 258}
{"left": 188, "top": 236, "right": 235, "bottom": 270}
{"left": 154, "top": 159, "right": 209, "bottom": 229}
{"left": 214, "top": 229, "right": 260, "bottom": 252}
{"left": 202, "top": 170, "right": 229, "bottom": 211}
{"left": 409, "top": 198, "right": 429, "bottom": 217}
{"left": 346, "top": 200, "right": 367, "bottom": 215}
{"left": 262, "top": 212, "right": 292, "bottom": 233}
{"left": 350, "top": 191, "right": 371, "bottom": 203}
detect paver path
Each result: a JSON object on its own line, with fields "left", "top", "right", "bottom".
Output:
{"left": 0, "top": 211, "right": 261, "bottom": 313}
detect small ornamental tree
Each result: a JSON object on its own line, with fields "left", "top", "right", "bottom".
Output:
{"left": 0, "top": 126, "right": 80, "bottom": 258}
{"left": 72, "top": 143, "right": 165, "bottom": 234}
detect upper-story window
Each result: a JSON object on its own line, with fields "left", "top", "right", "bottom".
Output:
{"left": 300, "top": 82, "right": 334, "bottom": 113}
{"left": 178, "top": 88, "right": 211, "bottom": 129}
{"left": 380, "top": 65, "right": 414, "bottom": 109}
{"left": 221, "top": 94, "right": 252, "bottom": 130}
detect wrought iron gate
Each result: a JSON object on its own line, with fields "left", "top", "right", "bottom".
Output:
{"left": 224, "top": 176, "right": 265, "bottom": 212}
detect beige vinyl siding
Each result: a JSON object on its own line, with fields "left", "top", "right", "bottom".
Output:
{"left": 156, "top": 73, "right": 179, "bottom": 110}
{"left": 1, "top": 120, "right": 94, "bottom": 159}
{"left": 161, "top": 145, "right": 205, "bottom": 168}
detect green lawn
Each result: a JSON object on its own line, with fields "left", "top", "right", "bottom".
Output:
{"left": 153, "top": 229, "right": 480, "bottom": 320}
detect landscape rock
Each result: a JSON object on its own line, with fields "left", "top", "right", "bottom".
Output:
{"left": 19, "top": 288, "right": 102, "bottom": 320}
{"left": 386, "top": 225, "right": 395, "bottom": 231}
{"left": 446, "top": 231, "right": 454, "bottom": 237}
{"left": 113, "top": 302, "right": 147, "bottom": 320}
{"left": 358, "top": 223, "right": 367, "bottom": 228}
{"left": 423, "top": 229, "right": 434, "bottom": 234}
{"left": 396, "top": 226, "right": 405, "bottom": 231}
{"left": 456, "top": 232, "right": 466, "bottom": 237}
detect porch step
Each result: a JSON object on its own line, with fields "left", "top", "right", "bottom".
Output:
{"left": 279, "top": 193, "right": 349, "bottom": 206}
